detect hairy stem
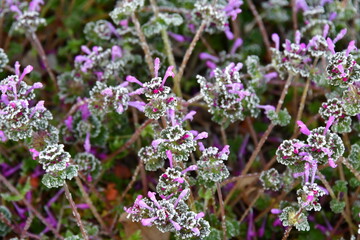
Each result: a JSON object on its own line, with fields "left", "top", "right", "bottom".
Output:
{"left": 246, "top": 0, "right": 271, "bottom": 60}
{"left": 26, "top": 32, "right": 58, "bottom": 91}
{"left": 149, "top": 0, "right": 177, "bottom": 69}
{"left": 63, "top": 182, "right": 89, "bottom": 240}
{"left": 75, "top": 177, "right": 110, "bottom": 235}
{"left": 282, "top": 226, "right": 293, "bottom": 240}
{"left": 217, "top": 183, "right": 227, "bottom": 240}
{"left": 131, "top": 13, "right": 154, "bottom": 77}
{"left": 174, "top": 21, "right": 206, "bottom": 97}
{"left": 341, "top": 157, "right": 360, "bottom": 182}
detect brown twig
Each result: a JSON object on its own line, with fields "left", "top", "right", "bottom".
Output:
{"left": 63, "top": 182, "right": 89, "bottom": 240}
{"left": 75, "top": 177, "right": 111, "bottom": 235}
{"left": 238, "top": 190, "right": 263, "bottom": 224}
{"left": 245, "top": 0, "right": 271, "bottom": 60}
{"left": 131, "top": 13, "right": 154, "bottom": 77}
{"left": 216, "top": 183, "right": 227, "bottom": 240}
{"left": 174, "top": 21, "right": 206, "bottom": 97}
{"left": 282, "top": 226, "right": 293, "bottom": 240}
{"left": 20, "top": 214, "right": 34, "bottom": 239}
{"left": 26, "top": 32, "right": 58, "bottom": 91}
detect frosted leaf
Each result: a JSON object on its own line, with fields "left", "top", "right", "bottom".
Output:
{"left": 0, "top": 206, "right": 11, "bottom": 237}
{"left": 156, "top": 167, "right": 190, "bottom": 199}
{"left": 296, "top": 183, "right": 326, "bottom": 211}
{"left": 266, "top": 109, "right": 291, "bottom": 126}
{"left": 109, "top": 0, "right": 144, "bottom": 23}
{"left": 276, "top": 139, "right": 305, "bottom": 165}
{"left": 38, "top": 144, "right": 70, "bottom": 172}
{"left": 197, "top": 147, "right": 230, "bottom": 186}
{"left": 260, "top": 168, "right": 282, "bottom": 191}
{"left": 279, "top": 206, "right": 310, "bottom": 231}
{"left": 306, "top": 127, "right": 344, "bottom": 164}
{"left": 348, "top": 144, "right": 360, "bottom": 170}
{"left": 342, "top": 85, "right": 360, "bottom": 116}
{"left": 12, "top": 11, "right": 46, "bottom": 33}
{"left": 143, "top": 13, "right": 183, "bottom": 37}
{"left": 138, "top": 146, "right": 164, "bottom": 171}
{"left": 58, "top": 71, "right": 85, "bottom": 104}
{"left": 0, "top": 48, "right": 8, "bottom": 72}
{"left": 74, "top": 152, "right": 101, "bottom": 177}
{"left": 84, "top": 20, "right": 113, "bottom": 42}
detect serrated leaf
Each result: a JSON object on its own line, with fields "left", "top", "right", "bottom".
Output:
{"left": 330, "top": 199, "right": 345, "bottom": 214}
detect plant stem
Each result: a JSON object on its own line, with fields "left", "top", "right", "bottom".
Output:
{"left": 174, "top": 21, "right": 206, "bottom": 97}
{"left": 238, "top": 190, "right": 263, "bottom": 223}
{"left": 20, "top": 214, "right": 34, "bottom": 239}
{"left": 341, "top": 157, "right": 360, "bottom": 182}
{"left": 75, "top": 177, "right": 110, "bottom": 235}
{"left": 149, "top": 0, "right": 177, "bottom": 69}
{"left": 26, "top": 32, "right": 58, "bottom": 91}
{"left": 131, "top": 13, "right": 154, "bottom": 77}
{"left": 216, "top": 183, "right": 227, "bottom": 240}
{"left": 317, "top": 169, "right": 355, "bottom": 233}
{"left": 294, "top": 58, "right": 319, "bottom": 132}
{"left": 220, "top": 126, "right": 228, "bottom": 145}
{"left": 246, "top": 0, "right": 271, "bottom": 60}
{"left": 282, "top": 226, "right": 293, "bottom": 240}
{"left": 63, "top": 182, "right": 89, "bottom": 240}
{"left": 0, "top": 173, "right": 64, "bottom": 239}
{"left": 294, "top": 76, "right": 311, "bottom": 132}
{"left": 246, "top": 117, "right": 266, "bottom": 164}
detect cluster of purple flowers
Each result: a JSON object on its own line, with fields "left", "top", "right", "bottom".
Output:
{"left": 0, "top": 62, "right": 78, "bottom": 188}
{"left": 197, "top": 62, "right": 260, "bottom": 125}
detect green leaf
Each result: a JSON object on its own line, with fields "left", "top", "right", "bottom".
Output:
{"left": 226, "top": 218, "right": 240, "bottom": 238}
{"left": 330, "top": 199, "right": 345, "bottom": 214}
{"left": 333, "top": 180, "right": 348, "bottom": 194}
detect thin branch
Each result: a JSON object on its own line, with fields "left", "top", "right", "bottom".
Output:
{"left": 317, "top": 169, "right": 356, "bottom": 233}
{"left": 238, "top": 190, "right": 263, "bottom": 224}
{"left": 131, "top": 13, "right": 154, "bottom": 77}
{"left": 282, "top": 226, "right": 293, "bottom": 240}
{"left": 341, "top": 157, "right": 360, "bottom": 182}
{"left": 245, "top": 0, "right": 271, "bottom": 60}
{"left": 26, "top": 32, "right": 58, "bottom": 91}
{"left": 21, "top": 214, "right": 34, "bottom": 239}
{"left": 174, "top": 21, "right": 206, "bottom": 97}
{"left": 216, "top": 183, "right": 227, "bottom": 240}
{"left": 149, "top": 0, "right": 177, "bottom": 69}
{"left": 63, "top": 182, "right": 89, "bottom": 240}
{"left": 75, "top": 177, "right": 111, "bottom": 235}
